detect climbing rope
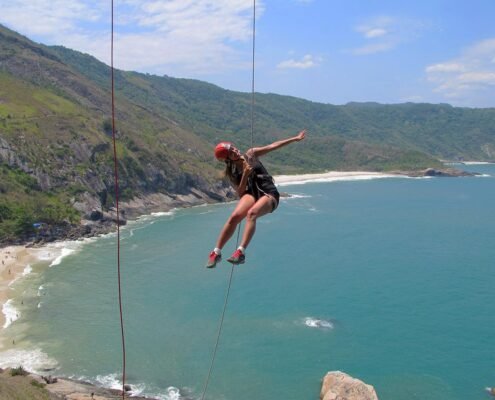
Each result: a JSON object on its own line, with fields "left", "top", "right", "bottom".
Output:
{"left": 110, "top": 1, "right": 256, "bottom": 399}
{"left": 200, "top": 1, "right": 257, "bottom": 399}
{"left": 110, "top": 1, "right": 127, "bottom": 398}
{"left": 199, "top": 231, "right": 239, "bottom": 400}
{"left": 250, "top": 0, "right": 256, "bottom": 149}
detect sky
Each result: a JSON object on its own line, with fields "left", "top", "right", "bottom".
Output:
{"left": 0, "top": 0, "right": 494, "bottom": 108}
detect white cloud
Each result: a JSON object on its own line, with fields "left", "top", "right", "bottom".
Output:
{"left": 277, "top": 54, "right": 320, "bottom": 69}
{"left": 426, "top": 38, "right": 495, "bottom": 100}
{"left": 352, "top": 42, "right": 394, "bottom": 56}
{"left": 426, "top": 63, "right": 466, "bottom": 73}
{"left": 0, "top": 0, "right": 104, "bottom": 36}
{"left": 0, "top": 0, "right": 264, "bottom": 75}
{"left": 351, "top": 16, "right": 428, "bottom": 56}
{"left": 363, "top": 28, "right": 387, "bottom": 39}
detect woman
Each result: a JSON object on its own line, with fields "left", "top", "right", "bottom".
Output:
{"left": 206, "top": 129, "right": 306, "bottom": 267}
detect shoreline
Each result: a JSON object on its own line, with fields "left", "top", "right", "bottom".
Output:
{"left": 0, "top": 171, "right": 405, "bottom": 346}
{"left": 274, "top": 170, "right": 400, "bottom": 186}
{"left": 0, "top": 167, "right": 478, "bottom": 327}
{"left": 0, "top": 167, "right": 484, "bottom": 398}
{"left": 0, "top": 246, "right": 42, "bottom": 334}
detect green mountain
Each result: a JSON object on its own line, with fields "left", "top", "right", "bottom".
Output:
{"left": 1, "top": 23, "right": 494, "bottom": 241}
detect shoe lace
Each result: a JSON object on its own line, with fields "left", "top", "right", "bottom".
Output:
{"left": 234, "top": 249, "right": 243, "bottom": 258}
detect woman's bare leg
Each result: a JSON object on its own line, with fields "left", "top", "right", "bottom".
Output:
{"left": 240, "top": 195, "right": 274, "bottom": 250}
{"left": 215, "top": 194, "right": 256, "bottom": 250}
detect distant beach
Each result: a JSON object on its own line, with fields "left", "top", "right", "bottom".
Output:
{"left": 274, "top": 170, "right": 400, "bottom": 186}
{"left": 0, "top": 246, "right": 38, "bottom": 334}
{"left": 0, "top": 244, "right": 72, "bottom": 344}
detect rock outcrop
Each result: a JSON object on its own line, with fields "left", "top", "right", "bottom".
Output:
{"left": 395, "top": 167, "right": 477, "bottom": 177}
{"left": 321, "top": 371, "right": 378, "bottom": 400}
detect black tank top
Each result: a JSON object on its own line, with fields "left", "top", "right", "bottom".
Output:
{"left": 227, "top": 150, "right": 278, "bottom": 200}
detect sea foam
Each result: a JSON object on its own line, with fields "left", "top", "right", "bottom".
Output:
{"left": 22, "top": 264, "right": 33, "bottom": 276}
{"left": 282, "top": 193, "right": 312, "bottom": 199}
{"left": 303, "top": 317, "right": 334, "bottom": 330}
{"left": 0, "top": 348, "right": 58, "bottom": 372}
{"left": 49, "top": 248, "right": 76, "bottom": 267}
{"left": 92, "top": 373, "right": 182, "bottom": 400}
{"left": 6, "top": 264, "right": 32, "bottom": 288}
{"left": 2, "top": 299, "right": 19, "bottom": 328}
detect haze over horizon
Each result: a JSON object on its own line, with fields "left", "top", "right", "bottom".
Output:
{"left": 0, "top": 0, "right": 494, "bottom": 108}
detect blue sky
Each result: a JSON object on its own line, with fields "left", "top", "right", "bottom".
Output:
{"left": 1, "top": 0, "right": 494, "bottom": 107}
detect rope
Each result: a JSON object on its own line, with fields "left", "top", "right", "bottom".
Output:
{"left": 200, "top": 2, "right": 257, "bottom": 399}
{"left": 250, "top": 0, "right": 256, "bottom": 149}
{"left": 110, "top": 1, "right": 127, "bottom": 398}
{"left": 200, "top": 229, "right": 240, "bottom": 400}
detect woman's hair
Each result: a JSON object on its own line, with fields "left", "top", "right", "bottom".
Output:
{"left": 224, "top": 160, "right": 233, "bottom": 180}
{"left": 224, "top": 157, "right": 249, "bottom": 189}
{"left": 223, "top": 148, "right": 253, "bottom": 188}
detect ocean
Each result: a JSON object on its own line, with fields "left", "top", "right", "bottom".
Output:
{"left": 1, "top": 164, "right": 494, "bottom": 400}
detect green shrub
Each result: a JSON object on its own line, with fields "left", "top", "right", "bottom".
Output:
{"left": 10, "top": 366, "right": 28, "bottom": 376}
{"left": 30, "top": 379, "right": 46, "bottom": 388}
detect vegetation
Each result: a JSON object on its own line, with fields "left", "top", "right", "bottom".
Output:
{"left": 0, "top": 23, "right": 494, "bottom": 241}
{"left": 0, "top": 165, "right": 79, "bottom": 242}
{"left": 0, "top": 368, "right": 57, "bottom": 400}
{"left": 9, "top": 366, "right": 28, "bottom": 376}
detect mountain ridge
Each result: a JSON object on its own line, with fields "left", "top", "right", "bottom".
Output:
{"left": 1, "top": 23, "right": 494, "bottom": 242}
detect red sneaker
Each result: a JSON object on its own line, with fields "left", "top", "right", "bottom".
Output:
{"left": 227, "top": 249, "right": 245, "bottom": 265}
{"left": 206, "top": 251, "right": 221, "bottom": 268}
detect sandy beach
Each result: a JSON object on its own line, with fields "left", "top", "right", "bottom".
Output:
{"left": 0, "top": 246, "right": 39, "bottom": 332}
{"left": 0, "top": 243, "right": 67, "bottom": 343}
{"left": 274, "top": 170, "right": 399, "bottom": 186}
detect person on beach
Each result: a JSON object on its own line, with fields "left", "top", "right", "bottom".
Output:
{"left": 206, "top": 129, "right": 306, "bottom": 267}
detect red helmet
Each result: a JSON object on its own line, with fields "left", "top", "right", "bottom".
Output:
{"left": 214, "top": 142, "right": 232, "bottom": 160}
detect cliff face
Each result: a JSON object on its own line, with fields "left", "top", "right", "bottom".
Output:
{"left": 1, "top": 22, "right": 495, "bottom": 241}
{"left": 0, "top": 24, "right": 230, "bottom": 242}
{"left": 321, "top": 371, "right": 379, "bottom": 400}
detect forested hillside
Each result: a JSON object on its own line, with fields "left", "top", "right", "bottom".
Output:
{"left": 1, "top": 23, "right": 494, "bottom": 241}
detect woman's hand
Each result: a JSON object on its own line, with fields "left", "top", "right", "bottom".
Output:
{"left": 243, "top": 162, "right": 253, "bottom": 175}
{"left": 295, "top": 129, "right": 307, "bottom": 141}
{"left": 252, "top": 129, "right": 307, "bottom": 157}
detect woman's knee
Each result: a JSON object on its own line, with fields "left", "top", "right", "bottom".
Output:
{"left": 246, "top": 208, "right": 259, "bottom": 221}
{"left": 228, "top": 212, "right": 244, "bottom": 225}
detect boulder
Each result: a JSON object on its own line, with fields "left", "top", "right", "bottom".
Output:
{"left": 42, "top": 375, "right": 58, "bottom": 384}
{"left": 321, "top": 371, "right": 378, "bottom": 400}
{"left": 89, "top": 210, "right": 103, "bottom": 221}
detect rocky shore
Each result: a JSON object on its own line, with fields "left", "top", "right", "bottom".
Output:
{"left": 393, "top": 167, "right": 478, "bottom": 178}
{"left": 0, "top": 367, "right": 158, "bottom": 400}
{"left": 0, "top": 367, "right": 379, "bottom": 400}
{"left": 1, "top": 167, "right": 476, "bottom": 248}
{"left": 3, "top": 187, "right": 235, "bottom": 247}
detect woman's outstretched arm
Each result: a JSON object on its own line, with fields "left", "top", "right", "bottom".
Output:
{"left": 251, "top": 129, "right": 306, "bottom": 157}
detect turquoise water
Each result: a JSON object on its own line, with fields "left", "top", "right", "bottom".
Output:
{"left": 3, "top": 164, "right": 495, "bottom": 400}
